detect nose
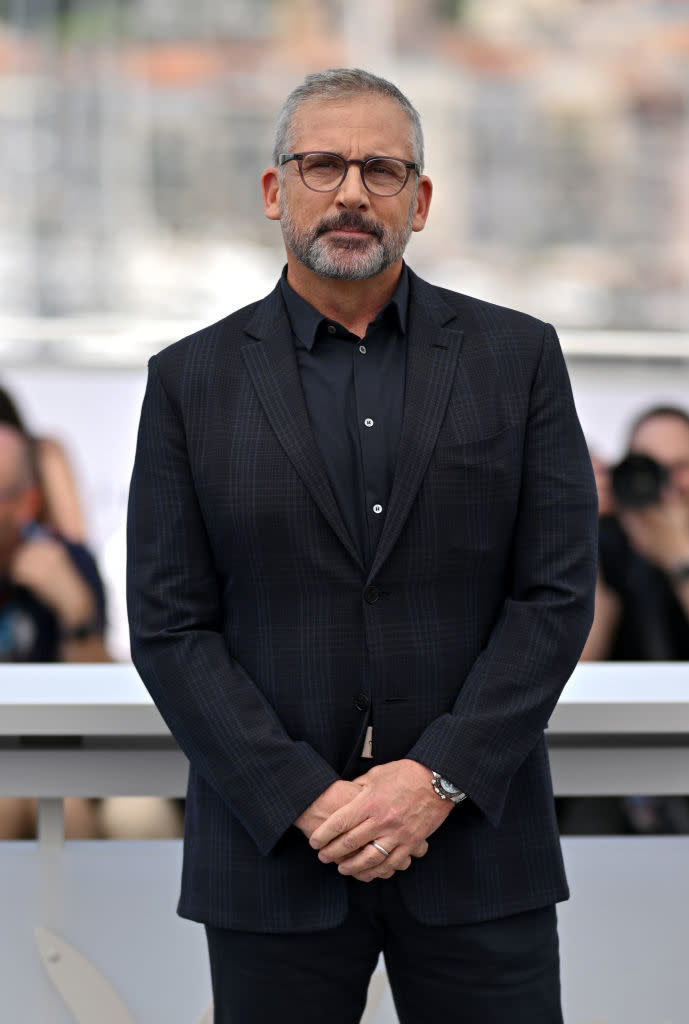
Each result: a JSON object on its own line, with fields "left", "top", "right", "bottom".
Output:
{"left": 334, "top": 163, "right": 369, "bottom": 208}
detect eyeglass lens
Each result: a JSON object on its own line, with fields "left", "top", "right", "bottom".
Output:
{"left": 300, "top": 153, "right": 409, "bottom": 195}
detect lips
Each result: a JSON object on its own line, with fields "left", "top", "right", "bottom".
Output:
{"left": 317, "top": 215, "right": 383, "bottom": 241}
{"left": 327, "top": 228, "right": 372, "bottom": 239}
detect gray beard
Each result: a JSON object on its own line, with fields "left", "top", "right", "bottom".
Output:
{"left": 279, "top": 200, "right": 416, "bottom": 281}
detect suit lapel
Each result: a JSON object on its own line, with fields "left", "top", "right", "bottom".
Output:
{"left": 368, "top": 273, "right": 464, "bottom": 581}
{"left": 241, "top": 285, "right": 364, "bottom": 571}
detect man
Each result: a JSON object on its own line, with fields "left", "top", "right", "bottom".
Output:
{"left": 0, "top": 424, "right": 107, "bottom": 663}
{"left": 585, "top": 406, "right": 689, "bottom": 662}
{"left": 127, "top": 69, "right": 597, "bottom": 1023}
{"left": 571, "top": 407, "right": 689, "bottom": 836}
{"left": 0, "top": 422, "right": 108, "bottom": 838}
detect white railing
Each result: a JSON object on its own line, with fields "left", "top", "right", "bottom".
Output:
{"left": 3, "top": 661, "right": 689, "bottom": 844}
{"left": 2, "top": 662, "right": 689, "bottom": 1024}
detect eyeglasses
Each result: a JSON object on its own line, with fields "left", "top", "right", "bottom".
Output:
{"left": 278, "top": 152, "right": 421, "bottom": 197}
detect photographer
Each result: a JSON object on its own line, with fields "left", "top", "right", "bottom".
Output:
{"left": 586, "top": 406, "right": 689, "bottom": 662}
{"left": 562, "top": 408, "right": 689, "bottom": 835}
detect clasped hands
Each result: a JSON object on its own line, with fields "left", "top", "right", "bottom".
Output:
{"left": 295, "top": 759, "right": 453, "bottom": 883}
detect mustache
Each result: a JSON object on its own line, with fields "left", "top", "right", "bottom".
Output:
{"left": 316, "top": 212, "right": 384, "bottom": 241}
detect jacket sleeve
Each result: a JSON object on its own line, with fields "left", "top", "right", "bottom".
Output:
{"left": 126, "top": 356, "right": 338, "bottom": 855}
{"left": 407, "top": 324, "right": 598, "bottom": 826}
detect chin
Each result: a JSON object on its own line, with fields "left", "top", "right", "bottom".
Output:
{"left": 317, "top": 249, "right": 389, "bottom": 281}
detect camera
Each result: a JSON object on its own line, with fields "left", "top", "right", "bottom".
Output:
{"left": 610, "top": 453, "right": 669, "bottom": 509}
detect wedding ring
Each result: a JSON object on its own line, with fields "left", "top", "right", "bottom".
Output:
{"left": 371, "top": 841, "right": 390, "bottom": 857}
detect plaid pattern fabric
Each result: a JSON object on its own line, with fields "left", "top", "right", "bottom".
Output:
{"left": 127, "top": 270, "right": 598, "bottom": 931}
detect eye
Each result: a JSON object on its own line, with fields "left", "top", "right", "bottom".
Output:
{"left": 365, "top": 159, "right": 406, "bottom": 185}
{"left": 303, "top": 154, "right": 342, "bottom": 171}
{"left": 367, "top": 160, "right": 395, "bottom": 175}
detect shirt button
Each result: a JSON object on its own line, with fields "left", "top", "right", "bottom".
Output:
{"left": 359, "top": 344, "right": 367, "bottom": 354}
{"left": 364, "top": 418, "right": 374, "bottom": 428}
{"left": 372, "top": 504, "right": 383, "bottom": 515}
{"left": 327, "top": 324, "right": 336, "bottom": 334}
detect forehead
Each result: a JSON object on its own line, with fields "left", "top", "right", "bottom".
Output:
{"left": 631, "top": 415, "right": 689, "bottom": 459}
{"left": 289, "top": 94, "right": 414, "bottom": 157}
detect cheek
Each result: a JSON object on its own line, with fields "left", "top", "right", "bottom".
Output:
{"left": 284, "top": 196, "right": 329, "bottom": 231}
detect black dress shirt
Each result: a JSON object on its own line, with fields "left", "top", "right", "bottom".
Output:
{"left": 280, "top": 265, "right": 409, "bottom": 567}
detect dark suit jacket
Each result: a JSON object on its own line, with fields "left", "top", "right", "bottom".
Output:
{"left": 127, "top": 268, "right": 597, "bottom": 932}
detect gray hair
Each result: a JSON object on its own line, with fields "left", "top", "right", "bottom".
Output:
{"left": 273, "top": 68, "right": 424, "bottom": 170}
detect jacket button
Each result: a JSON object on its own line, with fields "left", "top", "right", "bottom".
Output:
{"left": 354, "top": 693, "right": 370, "bottom": 712}
{"left": 364, "top": 586, "right": 380, "bottom": 604}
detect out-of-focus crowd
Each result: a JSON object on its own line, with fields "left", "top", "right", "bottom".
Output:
{"left": 0, "top": 385, "right": 183, "bottom": 841}
{"left": 1, "top": 386, "right": 687, "bottom": 839}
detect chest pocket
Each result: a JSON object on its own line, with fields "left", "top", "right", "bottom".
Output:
{"left": 426, "top": 426, "right": 523, "bottom": 556}
{"left": 434, "top": 424, "right": 521, "bottom": 468}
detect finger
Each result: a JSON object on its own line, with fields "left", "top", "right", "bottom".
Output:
{"left": 410, "top": 840, "right": 429, "bottom": 858}
{"left": 353, "top": 865, "right": 396, "bottom": 883}
{"left": 351, "top": 851, "right": 414, "bottom": 883}
{"left": 336, "top": 841, "right": 390, "bottom": 877}
{"left": 338, "top": 845, "right": 413, "bottom": 879}
{"left": 316, "top": 819, "right": 379, "bottom": 863}
{"left": 309, "top": 795, "right": 369, "bottom": 850}
{"left": 390, "top": 854, "right": 412, "bottom": 872}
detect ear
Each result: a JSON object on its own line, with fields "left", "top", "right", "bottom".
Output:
{"left": 411, "top": 175, "right": 433, "bottom": 233}
{"left": 261, "top": 166, "right": 282, "bottom": 222}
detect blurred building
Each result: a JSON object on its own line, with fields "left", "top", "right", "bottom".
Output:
{"left": 0, "top": 0, "right": 688, "bottom": 355}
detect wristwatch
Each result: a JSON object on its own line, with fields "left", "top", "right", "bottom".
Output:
{"left": 431, "top": 770, "right": 467, "bottom": 805}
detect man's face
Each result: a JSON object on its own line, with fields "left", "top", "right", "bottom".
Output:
{"left": 630, "top": 414, "right": 689, "bottom": 506}
{"left": 264, "top": 94, "right": 431, "bottom": 281}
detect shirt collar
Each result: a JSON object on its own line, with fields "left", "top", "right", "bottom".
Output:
{"left": 280, "top": 263, "right": 409, "bottom": 352}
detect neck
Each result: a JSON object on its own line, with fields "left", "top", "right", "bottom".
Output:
{"left": 285, "top": 258, "right": 403, "bottom": 338}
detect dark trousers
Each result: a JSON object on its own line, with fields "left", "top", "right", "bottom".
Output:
{"left": 205, "top": 876, "right": 563, "bottom": 1024}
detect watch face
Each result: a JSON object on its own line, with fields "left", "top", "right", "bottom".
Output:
{"left": 440, "top": 777, "right": 461, "bottom": 795}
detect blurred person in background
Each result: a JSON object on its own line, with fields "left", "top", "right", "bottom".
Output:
{"left": 0, "top": 421, "right": 108, "bottom": 839}
{"left": 0, "top": 389, "right": 184, "bottom": 840}
{"left": 0, "top": 423, "right": 107, "bottom": 663}
{"left": 566, "top": 408, "right": 689, "bottom": 836}
{"left": 589, "top": 450, "right": 614, "bottom": 520}
{"left": 0, "top": 386, "right": 87, "bottom": 544}
{"left": 580, "top": 449, "right": 620, "bottom": 661}
{"left": 584, "top": 406, "right": 689, "bottom": 662}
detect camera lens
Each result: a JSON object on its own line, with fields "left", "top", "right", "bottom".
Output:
{"left": 610, "top": 453, "right": 669, "bottom": 509}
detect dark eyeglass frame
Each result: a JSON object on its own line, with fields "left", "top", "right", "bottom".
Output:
{"left": 278, "top": 151, "right": 421, "bottom": 197}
